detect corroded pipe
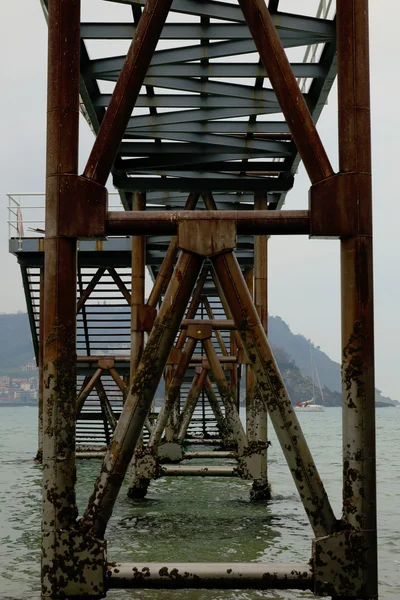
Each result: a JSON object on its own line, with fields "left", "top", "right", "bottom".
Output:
{"left": 106, "top": 562, "right": 313, "bottom": 590}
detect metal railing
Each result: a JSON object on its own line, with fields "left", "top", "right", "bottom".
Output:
{"left": 298, "top": 0, "right": 335, "bottom": 92}
{"left": 7, "top": 192, "right": 125, "bottom": 250}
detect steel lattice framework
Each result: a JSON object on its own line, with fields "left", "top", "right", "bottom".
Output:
{"left": 10, "top": 0, "right": 377, "bottom": 598}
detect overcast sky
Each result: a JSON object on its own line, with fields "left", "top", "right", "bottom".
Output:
{"left": 1, "top": 1, "right": 399, "bottom": 399}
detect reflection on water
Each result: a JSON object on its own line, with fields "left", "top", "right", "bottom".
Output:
{"left": 0, "top": 407, "right": 399, "bottom": 599}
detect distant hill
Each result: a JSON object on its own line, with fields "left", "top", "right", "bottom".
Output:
{"left": 268, "top": 315, "right": 398, "bottom": 407}
{"left": 0, "top": 312, "right": 396, "bottom": 406}
{"left": 0, "top": 313, "right": 36, "bottom": 375}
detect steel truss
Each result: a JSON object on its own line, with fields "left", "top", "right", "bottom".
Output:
{"left": 28, "top": 0, "right": 377, "bottom": 598}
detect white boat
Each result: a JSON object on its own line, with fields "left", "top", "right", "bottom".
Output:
{"left": 294, "top": 398, "right": 325, "bottom": 413}
{"left": 294, "top": 342, "right": 325, "bottom": 413}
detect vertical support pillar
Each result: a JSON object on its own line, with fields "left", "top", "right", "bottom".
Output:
{"left": 128, "top": 192, "right": 149, "bottom": 498}
{"left": 337, "top": 1, "right": 377, "bottom": 597}
{"left": 251, "top": 193, "right": 270, "bottom": 500}
{"left": 36, "top": 266, "right": 44, "bottom": 463}
{"left": 41, "top": 1, "right": 105, "bottom": 597}
{"left": 229, "top": 333, "right": 238, "bottom": 409}
{"left": 130, "top": 192, "right": 146, "bottom": 375}
{"left": 244, "top": 268, "right": 256, "bottom": 439}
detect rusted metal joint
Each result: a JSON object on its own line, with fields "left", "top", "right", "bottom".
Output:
{"left": 187, "top": 323, "right": 213, "bottom": 340}
{"left": 313, "top": 530, "right": 370, "bottom": 597}
{"left": 50, "top": 174, "right": 107, "bottom": 238}
{"left": 178, "top": 219, "right": 236, "bottom": 256}
{"left": 309, "top": 172, "right": 372, "bottom": 238}
{"left": 167, "top": 347, "right": 182, "bottom": 365}
{"left": 42, "top": 529, "right": 106, "bottom": 597}
{"left": 131, "top": 303, "right": 157, "bottom": 332}
{"left": 98, "top": 357, "right": 115, "bottom": 370}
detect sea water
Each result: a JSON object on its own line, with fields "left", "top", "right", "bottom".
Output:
{"left": 0, "top": 406, "right": 399, "bottom": 599}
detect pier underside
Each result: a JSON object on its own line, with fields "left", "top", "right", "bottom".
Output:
{"left": 9, "top": 0, "right": 377, "bottom": 598}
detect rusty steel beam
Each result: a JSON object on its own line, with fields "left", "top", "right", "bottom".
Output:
{"left": 130, "top": 192, "right": 146, "bottom": 376}
{"left": 175, "top": 266, "right": 209, "bottom": 349}
{"left": 106, "top": 562, "right": 313, "bottom": 590}
{"left": 76, "top": 368, "right": 103, "bottom": 417}
{"left": 76, "top": 268, "right": 105, "bottom": 314}
{"left": 149, "top": 337, "right": 198, "bottom": 447}
{"left": 159, "top": 466, "right": 238, "bottom": 478}
{"left": 212, "top": 251, "right": 336, "bottom": 537}
{"left": 147, "top": 191, "right": 199, "bottom": 308}
{"left": 42, "top": 0, "right": 91, "bottom": 596}
{"left": 203, "top": 337, "right": 247, "bottom": 453}
{"left": 336, "top": 1, "right": 377, "bottom": 597}
{"left": 83, "top": 0, "right": 174, "bottom": 185}
{"left": 177, "top": 367, "right": 209, "bottom": 443}
{"left": 204, "top": 377, "right": 231, "bottom": 444}
{"left": 95, "top": 379, "right": 117, "bottom": 432}
{"left": 181, "top": 318, "right": 236, "bottom": 331}
{"left": 244, "top": 268, "right": 256, "bottom": 440}
{"left": 251, "top": 193, "right": 270, "bottom": 499}
{"left": 108, "top": 267, "right": 131, "bottom": 306}
{"left": 109, "top": 367, "right": 128, "bottom": 399}
{"left": 237, "top": 0, "right": 334, "bottom": 184}
{"left": 201, "top": 298, "right": 230, "bottom": 355}
{"left": 164, "top": 363, "right": 177, "bottom": 442}
{"left": 107, "top": 210, "right": 310, "bottom": 236}
{"left": 82, "top": 250, "right": 204, "bottom": 537}
{"left": 229, "top": 332, "right": 239, "bottom": 409}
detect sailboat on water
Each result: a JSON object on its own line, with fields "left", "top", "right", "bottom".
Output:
{"left": 294, "top": 342, "right": 325, "bottom": 413}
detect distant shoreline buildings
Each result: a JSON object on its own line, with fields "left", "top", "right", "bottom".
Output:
{"left": 0, "top": 360, "right": 38, "bottom": 404}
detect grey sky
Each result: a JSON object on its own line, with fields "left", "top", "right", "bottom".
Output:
{"left": 0, "top": 1, "right": 398, "bottom": 399}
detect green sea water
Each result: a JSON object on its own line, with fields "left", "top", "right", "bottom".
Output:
{"left": 0, "top": 407, "right": 399, "bottom": 599}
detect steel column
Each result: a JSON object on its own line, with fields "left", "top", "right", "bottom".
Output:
{"left": 42, "top": 0, "right": 80, "bottom": 595}
{"left": 130, "top": 192, "right": 146, "bottom": 374}
{"left": 337, "top": 1, "right": 377, "bottom": 596}
{"left": 251, "top": 193, "right": 270, "bottom": 500}
{"left": 212, "top": 251, "right": 336, "bottom": 537}
{"left": 83, "top": 251, "right": 204, "bottom": 536}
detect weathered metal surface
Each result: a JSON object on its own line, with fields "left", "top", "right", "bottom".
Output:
{"left": 250, "top": 193, "right": 270, "bottom": 499}
{"left": 177, "top": 367, "right": 208, "bottom": 443}
{"left": 237, "top": 0, "right": 333, "bottom": 185}
{"left": 204, "top": 377, "right": 231, "bottom": 445}
{"left": 106, "top": 562, "right": 313, "bottom": 590}
{"left": 147, "top": 191, "right": 199, "bottom": 309}
{"left": 203, "top": 337, "right": 247, "bottom": 454}
{"left": 76, "top": 367, "right": 103, "bottom": 417}
{"left": 42, "top": 0, "right": 99, "bottom": 596}
{"left": 82, "top": 251, "right": 204, "bottom": 536}
{"left": 149, "top": 336, "right": 197, "bottom": 447}
{"left": 130, "top": 192, "right": 146, "bottom": 376}
{"left": 107, "top": 210, "right": 310, "bottom": 237}
{"left": 313, "top": 531, "right": 369, "bottom": 597}
{"left": 181, "top": 319, "right": 236, "bottom": 331}
{"left": 160, "top": 466, "right": 238, "bottom": 478}
{"left": 212, "top": 250, "right": 337, "bottom": 537}
{"left": 337, "top": 1, "right": 377, "bottom": 597}
{"left": 83, "top": 0, "right": 174, "bottom": 185}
